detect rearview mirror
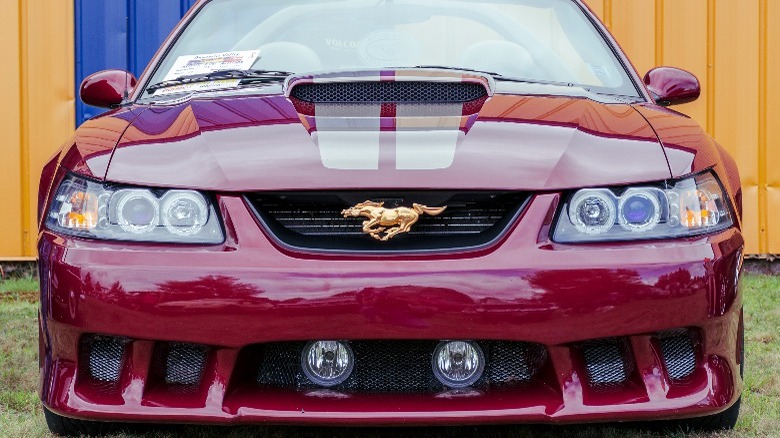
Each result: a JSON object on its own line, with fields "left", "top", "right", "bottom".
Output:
{"left": 644, "top": 67, "right": 700, "bottom": 106}
{"left": 80, "top": 70, "right": 137, "bottom": 109}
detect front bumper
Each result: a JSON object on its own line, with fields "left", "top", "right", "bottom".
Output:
{"left": 38, "top": 194, "right": 744, "bottom": 425}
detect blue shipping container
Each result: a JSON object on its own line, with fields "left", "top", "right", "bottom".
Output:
{"left": 75, "top": 0, "right": 199, "bottom": 125}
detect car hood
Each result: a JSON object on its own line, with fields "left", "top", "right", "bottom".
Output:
{"left": 100, "top": 82, "right": 672, "bottom": 192}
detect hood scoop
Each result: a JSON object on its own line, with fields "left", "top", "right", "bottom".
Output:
{"left": 290, "top": 80, "right": 488, "bottom": 105}
{"left": 285, "top": 69, "right": 495, "bottom": 170}
{"left": 285, "top": 69, "right": 494, "bottom": 117}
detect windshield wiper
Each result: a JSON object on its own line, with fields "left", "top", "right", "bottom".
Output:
{"left": 405, "top": 65, "right": 501, "bottom": 76}
{"left": 146, "top": 69, "right": 293, "bottom": 94}
{"left": 405, "top": 65, "right": 585, "bottom": 89}
{"left": 491, "top": 76, "right": 584, "bottom": 89}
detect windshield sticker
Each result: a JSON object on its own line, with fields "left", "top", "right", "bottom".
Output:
{"left": 357, "top": 31, "right": 420, "bottom": 68}
{"left": 325, "top": 38, "right": 359, "bottom": 52}
{"left": 163, "top": 50, "right": 260, "bottom": 81}
{"left": 153, "top": 79, "right": 241, "bottom": 96}
{"left": 588, "top": 64, "right": 611, "bottom": 80}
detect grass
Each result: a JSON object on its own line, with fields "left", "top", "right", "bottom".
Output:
{"left": 0, "top": 276, "right": 38, "bottom": 301}
{"left": 0, "top": 275, "right": 778, "bottom": 438}
{"left": 0, "top": 276, "right": 42, "bottom": 437}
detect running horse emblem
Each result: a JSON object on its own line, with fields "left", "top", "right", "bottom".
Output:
{"left": 341, "top": 201, "right": 448, "bottom": 241}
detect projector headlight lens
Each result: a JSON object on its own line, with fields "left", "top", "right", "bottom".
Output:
{"left": 115, "top": 190, "right": 160, "bottom": 234}
{"left": 618, "top": 188, "right": 663, "bottom": 232}
{"left": 161, "top": 191, "right": 209, "bottom": 236}
{"left": 569, "top": 190, "right": 617, "bottom": 235}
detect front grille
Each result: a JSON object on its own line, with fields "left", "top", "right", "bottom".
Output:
{"left": 659, "top": 334, "right": 696, "bottom": 380}
{"left": 256, "top": 341, "right": 547, "bottom": 393}
{"left": 582, "top": 340, "right": 633, "bottom": 385}
{"left": 247, "top": 192, "right": 528, "bottom": 252}
{"left": 290, "top": 81, "right": 487, "bottom": 104}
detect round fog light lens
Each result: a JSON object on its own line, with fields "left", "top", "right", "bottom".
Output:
{"left": 301, "top": 341, "right": 354, "bottom": 387}
{"left": 432, "top": 341, "right": 485, "bottom": 388}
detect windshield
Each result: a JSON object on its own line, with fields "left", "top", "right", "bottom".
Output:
{"left": 143, "top": 0, "right": 639, "bottom": 98}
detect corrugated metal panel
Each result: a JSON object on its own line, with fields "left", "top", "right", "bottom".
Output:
{"left": 0, "top": 0, "right": 24, "bottom": 258}
{"left": 767, "top": 1, "right": 780, "bottom": 256}
{"left": 75, "top": 0, "right": 198, "bottom": 125}
{"left": 1, "top": 0, "right": 74, "bottom": 260}
{"left": 1, "top": 0, "right": 779, "bottom": 258}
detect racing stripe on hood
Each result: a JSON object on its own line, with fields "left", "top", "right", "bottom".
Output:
{"left": 285, "top": 70, "right": 493, "bottom": 170}
{"left": 315, "top": 103, "right": 382, "bottom": 169}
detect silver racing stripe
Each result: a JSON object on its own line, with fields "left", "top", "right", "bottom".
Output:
{"left": 311, "top": 102, "right": 465, "bottom": 170}
{"left": 395, "top": 102, "right": 463, "bottom": 170}
{"left": 314, "top": 103, "right": 381, "bottom": 170}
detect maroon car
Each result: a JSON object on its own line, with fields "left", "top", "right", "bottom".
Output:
{"left": 38, "top": 0, "right": 744, "bottom": 435}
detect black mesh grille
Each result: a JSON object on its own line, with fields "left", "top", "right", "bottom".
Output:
{"left": 163, "top": 343, "right": 209, "bottom": 386}
{"left": 659, "top": 335, "right": 696, "bottom": 380}
{"left": 582, "top": 340, "right": 632, "bottom": 385}
{"left": 290, "top": 81, "right": 487, "bottom": 104}
{"left": 247, "top": 192, "right": 528, "bottom": 252}
{"left": 86, "top": 336, "right": 127, "bottom": 383}
{"left": 486, "top": 341, "right": 548, "bottom": 384}
{"left": 345, "top": 341, "right": 443, "bottom": 392}
{"left": 257, "top": 342, "right": 306, "bottom": 389}
{"left": 256, "top": 341, "right": 546, "bottom": 393}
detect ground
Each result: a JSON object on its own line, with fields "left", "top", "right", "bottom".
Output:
{"left": 1, "top": 274, "right": 777, "bottom": 438}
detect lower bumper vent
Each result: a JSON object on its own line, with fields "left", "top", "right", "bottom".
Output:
{"left": 85, "top": 336, "right": 128, "bottom": 383}
{"left": 487, "top": 341, "right": 547, "bottom": 384}
{"left": 659, "top": 334, "right": 696, "bottom": 380}
{"left": 582, "top": 340, "right": 633, "bottom": 385}
{"left": 163, "top": 343, "right": 209, "bottom": 386}
{"left": 257, "top": 340, "right": 547, "bottom": 393}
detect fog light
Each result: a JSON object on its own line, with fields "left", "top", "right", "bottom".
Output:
{"left": 432, "top": 341, "right": 485, "bottom": 388}
{"left": 301, "top": 341, "right": 354, "bottom": 387}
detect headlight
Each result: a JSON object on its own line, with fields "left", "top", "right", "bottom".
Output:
{"left": 46, "top": 174, "right": 224, "bottom": 244}
{"left": 554, "top": 172, "right": 733, "bottom": 243}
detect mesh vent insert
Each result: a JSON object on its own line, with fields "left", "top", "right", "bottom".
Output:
{"left": 659, "top": 335, "right": 696, "bottom": 380}
{"left": 582, "top": 340, "right": 633, "bottom": 385}
{"left": 166, "top": 343, "right": 208, "bottom": 385}
{"left": 290, "top": 81, "right": 487, "bottom": 104}
{"left": 85, "top": 336, "right": 128, "bottom": 383}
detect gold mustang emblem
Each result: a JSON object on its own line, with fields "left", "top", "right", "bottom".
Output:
{"left": 341, "top": 201, "right": 447, "bottom": 241}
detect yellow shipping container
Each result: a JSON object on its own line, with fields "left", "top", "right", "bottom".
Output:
{"left": 2, "top": 0, "right": 75, "bottom": 261}
{"left": 1, "top": 0, "right": 777, "bottom": 259}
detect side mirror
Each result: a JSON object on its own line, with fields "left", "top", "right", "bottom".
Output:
{"left": 643, "top": 67, "right": 700, "bottom": 106}
{"left": 80, "top": 70, "right": 137, "bottom": 109}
